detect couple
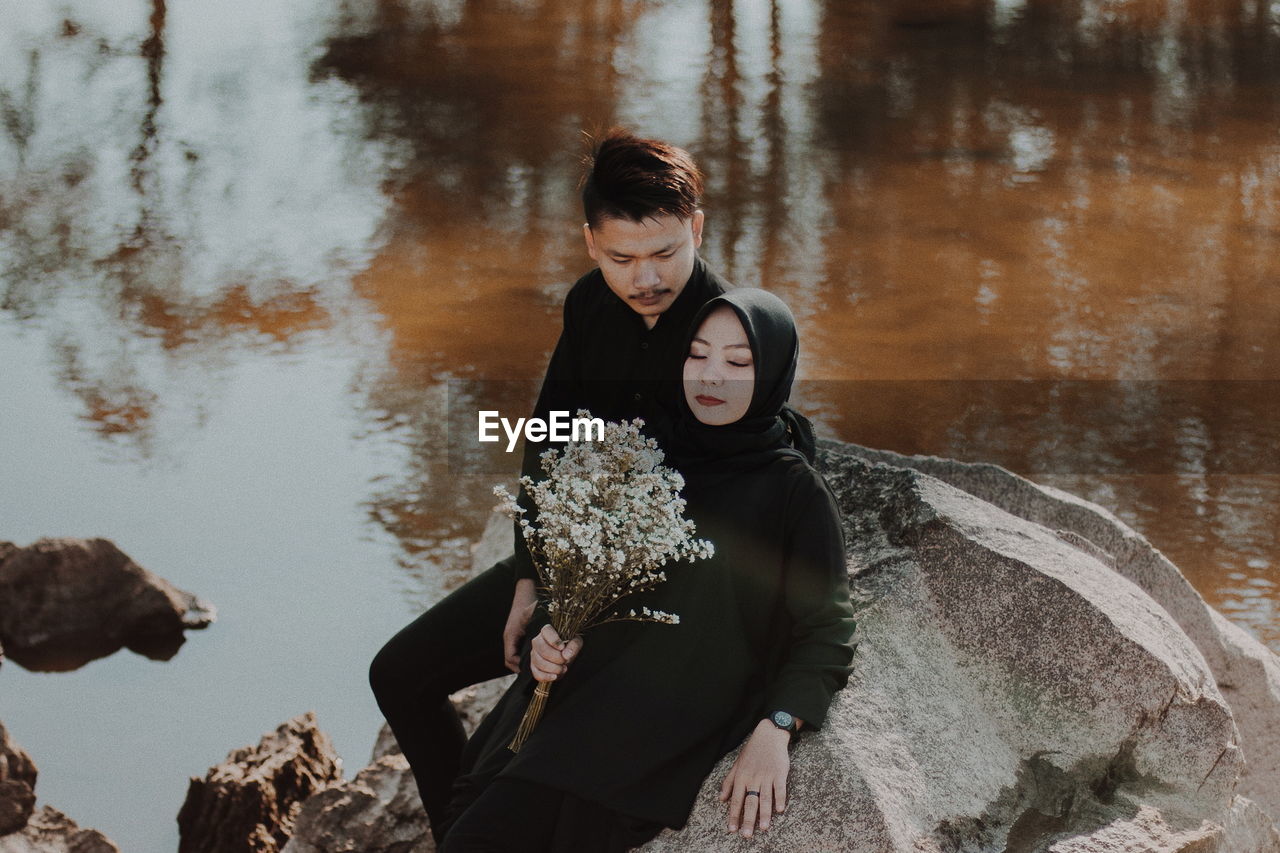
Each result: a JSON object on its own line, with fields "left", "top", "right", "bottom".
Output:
{"left": 370, "top": 130, "right": 857, "bottom": 852}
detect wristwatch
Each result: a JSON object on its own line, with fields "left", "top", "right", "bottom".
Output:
{"left": 767, "top": 710, "right": 799, "bottom": 734}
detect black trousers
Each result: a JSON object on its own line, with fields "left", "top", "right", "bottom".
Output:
{"left": 440, "top": 777, "right": 664, "bottom": 853}
{"left": 368, "top": 557, "right": 517, "bottom": 842}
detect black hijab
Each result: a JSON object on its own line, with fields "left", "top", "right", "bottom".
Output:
{"left": 664, "top": 289, "right": 810, "bottom": 477}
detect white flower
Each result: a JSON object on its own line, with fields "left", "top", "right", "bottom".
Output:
{"left": 491, "top": 412, "right": 713, "bottom": 636}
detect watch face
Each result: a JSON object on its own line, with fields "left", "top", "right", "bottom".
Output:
{"left": 772, "top": 711, "right": 794, "bottom": 730}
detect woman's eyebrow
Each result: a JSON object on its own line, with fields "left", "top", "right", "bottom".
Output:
{"left": 689, "top": 338, "right": 751, "bottom": 350}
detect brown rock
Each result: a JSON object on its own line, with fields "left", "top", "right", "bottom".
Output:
{"left": 0, "top": 723, "right": 37, "bottom": 836}
{"left": 0, "top": 806, "right": 118, "bottom": 853}
{"left": 177, "top": 712, "right": 343, "bottom": 853}
{"left": 281, "top": 755, "right": 433, "bottom": 853}
{"left": 0, "top": 538, "right": 216, "bottom": 671}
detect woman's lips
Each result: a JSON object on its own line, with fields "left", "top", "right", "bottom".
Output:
{"left": 695, "top": 395, "right": 725, "bottom": 406}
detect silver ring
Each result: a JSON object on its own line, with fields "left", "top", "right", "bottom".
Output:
{"left": 745, "top": 790, "right": 760, "bottom": 797}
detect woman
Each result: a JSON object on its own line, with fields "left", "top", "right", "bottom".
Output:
{"left": 440, "top": 289, "right": 857, "bottom": 851}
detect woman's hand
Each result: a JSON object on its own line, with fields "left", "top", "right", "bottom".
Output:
{"left": 503, "top": 579, "right": 539, "bottom": 673}
{"left": 719, "top": 720, "right": 794, "bottom": 838}
{"left": 529, "top": 624, "right": 582, "bottom": 683}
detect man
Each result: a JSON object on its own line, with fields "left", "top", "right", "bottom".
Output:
{"left": 369, "top": 128, "right": 731, "bottom": 842}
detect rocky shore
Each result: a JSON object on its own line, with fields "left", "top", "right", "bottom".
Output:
{"left": 5, "top": 443, "right": 1280, "bottom": 851}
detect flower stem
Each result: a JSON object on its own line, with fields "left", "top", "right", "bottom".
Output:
{"left": 508, "top": 681, "right": 552, "bottom": 753}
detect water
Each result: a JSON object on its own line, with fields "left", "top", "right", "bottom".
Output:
{"left": 1, "top": 0, "right": 1277, "bottom": 849}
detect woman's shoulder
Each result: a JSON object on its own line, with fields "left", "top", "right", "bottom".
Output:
{"left": 761, "top": 453, "right": 840, "bottom": 515}
{"left": 761, "top": 450, "right": 825, "bottom": 485}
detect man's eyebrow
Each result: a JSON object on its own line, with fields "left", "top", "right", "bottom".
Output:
{"left": 609, "top": 242, "right": 678, "bottom": 259}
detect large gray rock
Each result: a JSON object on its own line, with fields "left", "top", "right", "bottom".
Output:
{"left": 177, "top": 712, "right": 342, "bottom": 853}
{"left": 0, "top": 723, "right": 37, "bottom": 837}
{"left": 823, "top": 440, "right": 1280, "bottom": 819}
{"left": 0, "top": 538, "right": 216, "bottom": 671}
{"left": 0, "top": 807, "right": 118, "bottom": 853}
{"left": 636, "top": 452, "right": 1278, "bottom": 852}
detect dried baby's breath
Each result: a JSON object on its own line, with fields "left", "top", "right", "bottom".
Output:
{"left": 493, "top": 412, "right": 714, "bottom": 750}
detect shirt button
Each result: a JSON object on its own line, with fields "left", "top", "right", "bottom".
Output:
{"left": 640, "top": 341, "right": 649, "bottom": 350}
{"left": 634, "top": 392, "right": 643, "bottom": 402}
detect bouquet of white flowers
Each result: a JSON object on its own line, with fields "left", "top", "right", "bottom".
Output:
{"left": 493, "top": 413, "right": 714, "bottom": 752}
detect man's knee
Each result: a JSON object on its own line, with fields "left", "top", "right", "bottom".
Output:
{"left": 368, "top": 637, "right": 404, "bottom": 701}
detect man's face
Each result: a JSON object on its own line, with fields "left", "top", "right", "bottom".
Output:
{"left": 583, "top": 210, "right": 705, "bottom": 329}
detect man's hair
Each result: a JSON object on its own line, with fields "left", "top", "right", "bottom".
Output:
{"left": 580, "top": 128, "right": 704, "bottom": 229}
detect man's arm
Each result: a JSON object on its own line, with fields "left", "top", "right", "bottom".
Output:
{"left": 510, "top": 285, "right": 585, "bottom": 582}
{"left": 503, "top": 280, "right": 589, "bottom": 667}
{"left": 503, "top": 578, "right": 538, "bottom": 672}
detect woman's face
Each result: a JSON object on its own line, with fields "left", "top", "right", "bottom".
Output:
{"left": 683, "top": 306, "right": 756, "bottom": 426}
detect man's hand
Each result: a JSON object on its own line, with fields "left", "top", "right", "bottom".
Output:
{"left": 718, "top": 719, "right": 796, "bottom": 838}
{"left": 503, "top": 579, "right": 538, "bottom": 672}
{"left": 530, "top": 624, "right": 583, "bottom": 683}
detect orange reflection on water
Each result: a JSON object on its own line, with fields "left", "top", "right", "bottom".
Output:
{"left": 3, "top": 0, "right": 1277, "bottom": 625}
{"left": 125, "top": 284, "right": 332, "bottom": 350}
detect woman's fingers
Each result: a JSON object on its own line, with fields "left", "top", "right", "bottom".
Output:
{"left": 726, "top": 783, "right": 745, "bottom": 833}
{"left": 719, "top": 768, "right": 735, "bottom": 803}
{"left": 758, "top": 787, "right": 774, "bottom": 832}
{"left": 738, "top": 784, "right": 760, "bottom": 838}
{"left": 537, "top": 624, "right": 563, "bottom": 652}
{"left": 728, "top": 779, "right": 782, "bottom": 836}
{"left": 530, "top": 657, "right": 559, "bottom": 682}
{"left": 530, "top": 626, "right": 584, "bottom": 682}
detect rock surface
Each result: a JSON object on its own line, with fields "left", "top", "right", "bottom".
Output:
{"left": 177, "top": 712, "right": 342, "bottom": 853}
{"left": 0, "top": 807, "right": 118, "bottom": 853}
{"left": 0, "top": 723, "right": 37, "bottom": 837}
{"left": 280, "top": 755, "right": 433, "bottom": 853}
{"left": 286, "top": 680, "right": 513, "bottom": 853}
{"left": 0, "top": 538, "right": 216, "bottom": 671}
{"left": 824, "top": 440, "right": 1280, "bottom": 819}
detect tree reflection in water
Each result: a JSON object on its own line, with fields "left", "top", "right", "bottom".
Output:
{"left": 0, "top": 0, "right": 1277, "bottom": 633}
